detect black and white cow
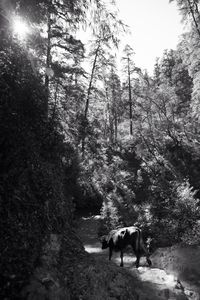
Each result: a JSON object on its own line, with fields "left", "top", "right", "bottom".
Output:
{"left": 101, "top": 226, "right": 152, "bottom": 267}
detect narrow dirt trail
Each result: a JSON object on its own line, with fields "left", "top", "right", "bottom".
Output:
{"left": 76, "top": 213, "right": 200, "bottom": 300}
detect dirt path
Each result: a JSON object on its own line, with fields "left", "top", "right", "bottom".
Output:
{"left": 76, "top": 213, "right": 200, "bottom": 300}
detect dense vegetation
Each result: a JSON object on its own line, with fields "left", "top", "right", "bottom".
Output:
{"left": 1, "top": 0, "right": 200, "bottom": 298}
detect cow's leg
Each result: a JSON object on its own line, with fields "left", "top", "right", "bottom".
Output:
{"left": 120, "top": 250, "right": 123, "bottom": 267}
{"left": 146, "top": 256, "right": 152, "bottom": 266}
{"left": 109, "top": 247, "right": 113, "bottom": 261}
{"left": 135, "top": 252, "right": 141, "bottom": 268}
{"left": 132, "top": 247, "right": 140, "bottom": 268}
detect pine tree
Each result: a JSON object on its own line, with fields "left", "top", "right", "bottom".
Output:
{"left": 122, "top": 44, "right": 135, "bottom": 135}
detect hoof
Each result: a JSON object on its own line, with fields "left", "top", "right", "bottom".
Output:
{"left": 120, "top": 264, "right": 123, "bottom": 267}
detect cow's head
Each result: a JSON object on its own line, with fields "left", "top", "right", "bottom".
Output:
{"left": 100, "top": 236, "right": 109, "bottom": 249}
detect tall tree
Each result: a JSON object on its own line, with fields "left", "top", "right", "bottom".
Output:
{"left": 7, "top": 0, "right": 88, "bottom": 118}
{"left": 103, "top": 62, "right": 122, "bottom": 144}
{"left": 81, "top": 3, "right": 125, "bottom": 156}
{"left": 122, "top": 45, "right": 135, "bottom": 135}
{"left": 170, "top": 0, "right": 200, "bottom": 38}
{"left": 154, "top": 49, "right": 193, "bottom": 115}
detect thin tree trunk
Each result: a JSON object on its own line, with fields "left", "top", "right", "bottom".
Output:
{"left": 128, "top": 57, "right": 133, "bottom": 135}
{"left": 82, "top": 42, "right": 100, "bottom": 157}
{"left": 114, "top": 111, "right": 118, "bottom": 142}
{"left": 84, "top": 43, "right": 100, "bottom": 118}
{"left": 44, "top": 8, "right": 51, "bottom": 118}
{"left": 111, "top": 69, "right": 118, "bottom": 143}
{"left": 51, "top": 80, "right": 59, "bottom": 121}
{"left": 104, "top": 87, "right": 110, "bottom": 139}
{"left": 109, "top": 109, "right": 114, "bottom": 144}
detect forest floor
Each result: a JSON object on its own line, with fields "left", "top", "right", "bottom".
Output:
{"left": 76, "top": 211, "right": 200, "bottom": 300}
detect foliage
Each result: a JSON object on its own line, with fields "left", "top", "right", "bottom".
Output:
{"left": 149, "top": 178, "right": 200, "bottom": 246}
{"left": 97, "top": 39, "right": 200, "bottom": 248}
{"left": 0, "top": 35, "right": 78, "bottom": 298}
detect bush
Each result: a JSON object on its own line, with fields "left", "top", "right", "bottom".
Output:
{"left": 98, "top": 198, "right": 122, "bottom": 237}
{"left": 181, "top": 222, "right": 200, "bottom": 245}
{"left": 149, "top": 180, "right": 200, "bottom": 247}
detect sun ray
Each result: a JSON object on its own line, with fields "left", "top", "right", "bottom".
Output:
{"left": 12, "top": 17, "right": 30, "bottom": 40}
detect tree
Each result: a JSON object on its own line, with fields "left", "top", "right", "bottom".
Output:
{"left": 153, "top": 57, "right": 162, "bottom": 86}
{"left": 8, "top": 0, "right": 88, "bottom": 118}
{"left": 153, "top": 49, "right": 193, "bottom": 115}
{"left": 170, "top": 0, "right": 200, "bottom": 38}
{"left": 81, "top": 3, "right": 125, "bottom": 156}
{"left": 122, "top": 44, "right": 136, "bottom": 135}
{"left": 103, "top": 62, "right": 122, "bottom": 144}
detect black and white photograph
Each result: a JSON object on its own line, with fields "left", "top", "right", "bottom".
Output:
{"left": 1, "top": 0, "right": 200, "bottom": 299}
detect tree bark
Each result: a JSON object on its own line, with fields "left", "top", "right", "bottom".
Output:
{"left": 128, "top": 57, "right": 133, "bottom": 135}
{"left": 84, "top": 43, "right": 101, "bottom": 118}
{"left": 51, "top": 80, "right": 59, "bottom": 121}
{"left": 82, "top": 42, "right": 101, "bottom": 157}
{"left": 111, "top": 70, "right": 118, "bottom": 143}
{"left": 44, "top": 8, "right": 51, "bottom": 118}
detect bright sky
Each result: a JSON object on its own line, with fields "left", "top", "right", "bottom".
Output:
{"left": 116, "top": 0, "right": 185, "bottom": 74}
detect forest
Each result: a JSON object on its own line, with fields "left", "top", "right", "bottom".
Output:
{"left": 1, "top": 0, "right": 200, "bottom": 299}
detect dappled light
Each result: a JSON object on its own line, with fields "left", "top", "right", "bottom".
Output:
{"left": 84, "top": 244, "right": 103, "bottom": 253}
{"left": 137, "top": 267, "right": 176, "bottom": 287}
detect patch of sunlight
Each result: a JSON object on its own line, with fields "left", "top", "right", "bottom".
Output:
{"left": 115, "top": 254, "right": 134, "bottom": 262}
{"left": 84, "top": 245, "right": 102, "bottom": 253}
{"left": 82, "top": 215, "right": 103, "bottom": 221}
{"left": 137, "top": 267, "right": 176, "bottom": 286}
{"left": 93, "top": 215, "right": 102, "bottom": 220}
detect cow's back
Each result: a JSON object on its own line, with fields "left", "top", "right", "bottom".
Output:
{"left": 109, "top": 226, "right": 139, "bottom": 251}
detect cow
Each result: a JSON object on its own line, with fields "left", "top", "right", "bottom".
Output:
{"left": 100, "top": 226, "right": 152, "bottom": 268}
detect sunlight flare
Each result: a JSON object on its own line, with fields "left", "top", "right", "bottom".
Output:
{"left": 12, "top": 17, "right": 30, "bottom": 39}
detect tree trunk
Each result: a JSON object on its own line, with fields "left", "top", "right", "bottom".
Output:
{"left": 51, "top": 80, "right": 59, "bottom": 121}
{"left": 84, "top": 43, "right": 100, "bottom": 118}
{"left": 128, "top": 57, "right": 133, "bottom": 135}
{"left": 82, "top": 42, "right": 100, "bottom": 157}
{"left": 114, "top": 111, "right": 118, "bottom": 142}
{"left": 109, "top": 113, "right": 114, "bottom": 144}
{"left": 44, "top": 8, "right": 51, "bottom": 118}
{"left": 104, "top": 88, "right": 110, "bottom": 139}
{"left": 111, "top": 70, "right": 118, "bottom": 143}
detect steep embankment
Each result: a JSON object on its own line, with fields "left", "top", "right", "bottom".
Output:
{"left": 76, "top": 212, "right": 200, "bottom": 300}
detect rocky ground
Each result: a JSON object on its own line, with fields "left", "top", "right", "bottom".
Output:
{"left": 76, "top": 212, "right": 200, "bottom": 300}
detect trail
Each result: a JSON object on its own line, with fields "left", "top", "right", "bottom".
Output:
{"left": 76, "top": 212, "right": 200, "bottom": 300}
